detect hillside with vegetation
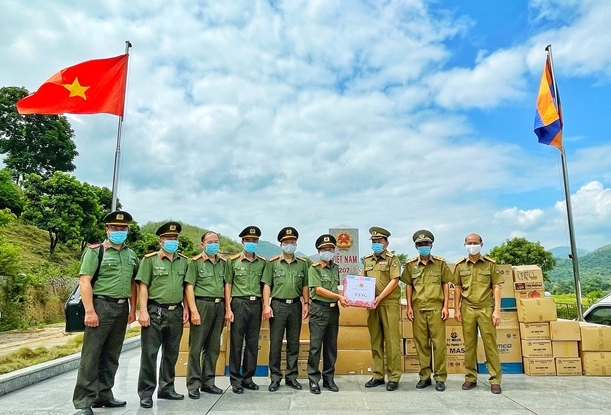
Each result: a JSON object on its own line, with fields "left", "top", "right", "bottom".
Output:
{"left": 547, "top": 244, "right": 611, "bottom": 297}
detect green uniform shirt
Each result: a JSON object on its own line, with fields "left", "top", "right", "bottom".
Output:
{"left": 79, "top": 242, "right": 139, "bottom": 299}
{"left": 454, "top": 256, "right": 502, "bottom": 308}
{"left": 226, "top": 253, "right": 266, "bottom": 297}
{"left": 185, "top": 254, "right": 226, "bottom": 297}
{"left": 261, "top": 255, "right": 308, "bottom": 299}
{"left": 400, "top": 255, "right": 453, "bottom": 310}
{"left": 362, "top": 250, "right": 401, "bottom": 305}
{"left": 135, "top": 250, "right": 188, "bottom": 304}
{"left": 308, "top": 261, "right": 340, "bottom": 302}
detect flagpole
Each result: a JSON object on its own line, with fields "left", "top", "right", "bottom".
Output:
{"left": 110, "top": 40, "right": 132, "bottom": 212}
{"left": 546, "top": 44, "right": 584, "bottom": 320}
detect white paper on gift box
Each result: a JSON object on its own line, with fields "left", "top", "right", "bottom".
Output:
{"left": 343, "top": 275, "right": 376, "bottom": 308}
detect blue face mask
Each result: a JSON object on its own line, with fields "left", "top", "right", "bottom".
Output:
{"left": 108, "top": 231, "right": 127, "bottom": 244}
{"left": 163, "top": 240, "right": 179, "bottom": 254}
{"left": 205, "top": 242, "right": 219, "bottom": 255}
{"left": 418, "top": 246, "right": 431, "bottom": 257}
{"left": 243, "top": 242, "right": 258, "bottom": 254}
{"left": 372, "top": 243, "right": 384, "bottom": 254}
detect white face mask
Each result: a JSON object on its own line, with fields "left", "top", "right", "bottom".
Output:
{"left": 466, "top": 244, "right": 482, "bottom": 255}
{"left": 281, "top": 243, "right": 297, "bottom": 254}
{"left": 319, "top": 251, "right": 335, "bottom": 262}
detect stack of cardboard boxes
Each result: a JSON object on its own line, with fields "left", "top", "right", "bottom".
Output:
{"left": 335, "top": 306, "right": 374, "bottom": 375}
{"left": 279, "top": 320, "right": 309, "bottom": 379}
{"left": 579, "top": 322, "right": 611, "bottom": 375}
{"left": 551, "top": 319, "right": 582, "bottom": 375}
{"left": 175, "top": 324, "right": 228, "bottom": 378}
{"left": 518, "top": 297, "right": 558, "bottom": 375}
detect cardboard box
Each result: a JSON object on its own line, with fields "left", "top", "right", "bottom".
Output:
{"left": 552, "top": 341, "right": 579, "bottom": 358}
{"left": 581, "top": 352, "right": 611, "bottom": 376}
{"left": 175, "top": 351, "right": 189, "bottom": 377}
{"left": 446, "top": 356, "right": 466, "bottom": 374}
{"left": 499, "top": 311, "right": 519, "bottom": 329}
{"left": 261, "top": 318, "right": 269, "bottom": 329}
{"left": 521, "top": 340, "right": 553, "bottom": 357}
{"left": 550, "top": 319, "right": 581, "bottom": 341}
{"left": 478, "top": 362, "right": 523, "bottom": 374}
{"left": 280, "top": 359, "right": 308, "bottom": 378}
{"left": 514, "top": 289, "right": 546, "bottom": 300}
{"left": 517, "top": 298, "right": 557, "bottom": 323}
{"left": 523, "top": 357, "right": 556, "bottom": 375}
{"left": 446, "top": 326, "right": 465, "bottom": 356}
{"left": 403, "top": 355, "right": 419, "bottom": 373}
{"left": 477, "top": 328, "right": 522, "bottom": 363}
{"left": 401, "top": 320, "right": 414, "bottom": 338}
{"left": 337, "top": 326, "right": 371, "bottom": 350}
{"left": 300, "top": 321, "right": 310, "bottom": 340}
{"left": 343, "top": 275, "right": 376, "bottom": 308}
{"left": 446, "top": 309, "right": 462, "bottom": 327}
{"left": 220, "top": 326, "right": 228, "bottom": 352}
{"left": 497, "top": 264, "right": 515, "bottom": 299}
{"left": 403, "top": 338, "right": 417, "bottom": 355}
{"left": 258, "top": 329, "right": 270, "bottom": 365}
{"left": 216, "top": 351, "right": 225, "bottom": 376}
{"left": 513, "top": 265, "right": 544, "bottom": 284}
{"left": 519, "top": 322, "right": 550, "bottom": 339}
{"left": 556, "top": 358, "right": 582, "bottom": 376}
{"left": 448, "top": 282, "right": 455, "bottom": 309}
{"left": 579, "top": 324, "right": 611, "bottom": 351}
{"left": 335, "top": 350, "right": 374, "bottom": 375}
{"left": 179, "top": 327, "right": 190, "bottom": 352}
{"left": 281, "top": 339, "right": 310, "bottom": 360}
{"left": 339, "top": 306, "right": 369, "bottom": 326}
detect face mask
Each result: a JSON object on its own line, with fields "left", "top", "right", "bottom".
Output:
{"left": 281, "top": 243, "right": 297, "bottom": 254}
{"left": 466, "top": 244, "right": 482, "bottom": 255}
{"left": 418, "top": 246, "right": 431, "bottom": 257}
{"left": 372, "top": 243, "right": 384, "bottom": 254}
{"left": 319, "top": 251, "right": 335, "bottom": 262}
{"left": 243, "top": 242, "right": 258, "bottom": 254}
{"left": 108, "top": 231, "right": 127, "bottom": 244}
{"left": 205, "top": 242, "right": 219, "bottom": 255}
{"left": 163, "top": 240, "right": 179, "bottom": 254}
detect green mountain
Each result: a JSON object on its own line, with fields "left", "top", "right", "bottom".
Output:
{"left": 548, "top": 244, "right": 611, "bottom": 294}
{"left": 549, "top": 246, "right": 590, "bottom": 259}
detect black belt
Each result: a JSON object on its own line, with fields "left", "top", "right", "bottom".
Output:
{"left": 312, "top": 299, "right": 338, "bottom": 308}
{"left": 93, "top": 295, "right": 128, "bottom": 304}
{"left": 272, "top": 297, "right": 300, "bottom": 304}
{"left": 233, "top": 296, "right": 261, "bottom": 301}
{"left": 149, "top": 300, "right": 182, "bottom": 310}
{"left": 195, "top": 296, "right": 224, "bottom": 303}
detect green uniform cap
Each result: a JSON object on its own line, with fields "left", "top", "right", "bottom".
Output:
{"left": 103, "top": 210, "right": 133, "bottom": 225}
{"left": 277, "top": 226, "right": 299, "bottom": 242}
{"left": 156, "top": 221, "right": 181, "bottom": 236}
{"left": 413, "top": 229, "right": 434, "bottom": 243}
{"left": 315, "top": 234, "right": 336, "bottom": 249}
{"left": 369, "top": 226, "right": 390, "bottom": 239}
{"left": 239, "top": 226, "right": 261, "bottom": 238}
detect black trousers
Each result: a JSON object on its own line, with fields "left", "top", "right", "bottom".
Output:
{"left": 229, "top": 297, "right": 262, "bottom": 386}
{"left": 269, "top": 299, "right": 302, "bottom": 382}
{"left": 307, "top": 302, "right": 339, "bottom": 384}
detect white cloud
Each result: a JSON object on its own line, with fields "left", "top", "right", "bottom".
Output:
{"left": 494, "top": 207, "right": 546, "bottom": 229}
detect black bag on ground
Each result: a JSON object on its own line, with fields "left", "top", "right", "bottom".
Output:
{"left": 64, "top": 246, "right": 104, "bottom": 332}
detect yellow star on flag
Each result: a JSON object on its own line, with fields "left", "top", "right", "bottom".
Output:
{"left": 62, "top": 77, "right": 90, "bottom": 100}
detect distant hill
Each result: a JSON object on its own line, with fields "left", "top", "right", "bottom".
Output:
{"left": 548, "top": 244, "right": 611, "bottom": 294}
{"left": 549, "top": 246, "right": 590, "bottom": 259}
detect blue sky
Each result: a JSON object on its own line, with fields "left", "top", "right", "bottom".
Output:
{"left": 1, "top": 0, "right": 611, "bottom": 259}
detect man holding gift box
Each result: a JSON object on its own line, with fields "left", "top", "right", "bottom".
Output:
{"left": 401, "top": 230, "right": 453, "bottom": 392}
{"left": 362, "top": 227, "right": 402, "bottom": 391}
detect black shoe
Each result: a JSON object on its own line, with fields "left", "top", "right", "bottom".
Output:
{"left": 232, "top": 385, "right": 244, "bottom": 394}
{"left": 435, "top": 381, "right": 446, "bottom": 392}
{"left": 201, "top": 385, "right": 223, "bottom": 395}
{"left": 323, "top": 380, "right": 339, "bottom": 392}
{"left": 158, "top": 391, "right": 184, "bottom": 400}
{"left": 92, "top": 398, "right": 126, "bottom": 408}
{"left": 140, "top": 396, "right": 153, "bottom": 408}
{"left": 74, "top": 409, "right": 93, "bottom": 415}
{"left": 416, "top": 379, "right": 432, "bottom": 389}
{"left": 309, "top": 381, "right": 321, "bottom": 394}
{"left": 386, "top": 381, "right": 398, "bottom": 391}
{"left": 286, "top": 379, "right": 302, "bottom": 390}
{"left": 242, "top": 381, "right": 259, "bottom": 390}
{"left": 269, "top": 381, "right": 280, "bottom": 392}
{"left": 364, "top": 378, "right": 385, "bottom": 388}
{"left": 188, "top": 389, "right": 200, "bottom": 399}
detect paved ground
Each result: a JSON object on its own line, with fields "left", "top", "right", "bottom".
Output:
{"left": 0, "top": 324, "right": 80, "bottom": 357}
{"left": 0, "top": 347, "right": 610, "bottom": 414}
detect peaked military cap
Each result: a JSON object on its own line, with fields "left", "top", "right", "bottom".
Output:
{"left": 104, "top": 210, "right": 133, "bottom": 225}
{"left": 315, "top": 234, "right": 337, "bottom": 249}
{"left": 239, "top": 226, "right": 261, "bottom": 238}
{"left": 277, "top": 226, "right": 299, "bottom": 242}
{"left": 369, "top": 226, "right": 391, "bottom": 239}
{"left": 156, "top": 221, "right": 182, "bottom": 237}
{"left": 413, "top": 229, "right": 434, "bottom": 243}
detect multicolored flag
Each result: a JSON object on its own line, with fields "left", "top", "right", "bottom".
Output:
{"left": 16, "top": 54, "right": 128, "bottom": 116}
{"left": 534, "top": 56, "right": 563, "bottom": 150}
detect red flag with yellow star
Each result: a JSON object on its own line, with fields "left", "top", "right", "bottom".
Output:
{"left": 16, "top": 54, "right": 128, "bottom": 116}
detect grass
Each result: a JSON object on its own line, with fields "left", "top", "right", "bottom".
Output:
{"left": 0, "top": 326, "right": 141, "bottom": 375}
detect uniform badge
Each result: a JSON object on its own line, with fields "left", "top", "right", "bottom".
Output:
{"left": 116, "top": 213, "right": 124, "bottom": 220}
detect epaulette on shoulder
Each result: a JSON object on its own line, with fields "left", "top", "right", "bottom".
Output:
{"left": 88, "top": 243, "right": 101, "bottom": 249}
{"left": 312, "top": 261, "right": 321, "bottom": 267}
{"left": 218, "top": 255, "right": 227, "bottom": 262}
{"left": 386, "top": 251, "right": 395, "bottom": 257}
{"left": 177, "top": 253, "right": 188, "bottom": 259}
{"left": 192, "top": 254, "right": 202, "bottom": 260}
{"left": 455, "top": 257, "right": 467, "bottom": 264}
{"left": 484, "top": 255, "right": 496, "bottom": 263}
{"left": 144, "top": 252, "right": 157, "bottom": 258}
{"left": 432, "top": 255, "right": 445, "bottom": 262}
{"left": 256, "top": 254, "right": 267, "bottom": 261}
{"left": 363, "top": 253, "right": 374, "bottom": 259}
{"left": 405, "top": 257, "right": 418, "bottom": 264}
{"left": 296, "top": 256, "right": 307, "bottom": 262}
{"left": 229, "top": 253, "right": 241, "bottom": 261}
{"left": 270, "top": 255, "right": 281, "bottom": 261}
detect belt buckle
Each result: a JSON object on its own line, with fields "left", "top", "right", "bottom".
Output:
{"left": 286, "top": 299, "right": 293, "bottom": 304}
{"left": 215, "top": 298, "right": 221, "bottom": 303}
{"left": 117, "top": 299, "right": 126, "bottom": 304}
{"left": 168, "top": 305, "right": 176, "bottom": 311}
{"left": 249, "top": 296, "right": 256, "bottom": 301}
{"left": 330, "top": 302, "right": 336, "bottom": 307}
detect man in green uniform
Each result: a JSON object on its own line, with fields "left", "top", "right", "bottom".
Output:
{"left": 262, "top": 226, "right": 309, "bottom": 392}
{"left": 454, "top": 233, "right": 502, "bottom": 394}
{"left": 401, "top": 230, "right": 452, "bottom": 392}
{"left": 185, "top": 231, "right": 227, "bottom": 399}
{"left": 306, "top": 234, "right": 348, "bottom": 394}
{"left": 72, "top": 211, "right": 139, "bottom": 415}
{"left": 362, "top": 226, "right": 402, "bottom": 391}
{"left": 225, "top": 226, "right": 267, "bottom": 394}
{"left": 136, "top": 222, "right": 189, "bottom": 408}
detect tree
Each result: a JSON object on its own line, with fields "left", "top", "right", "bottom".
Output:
{"left": 0, "top": 169, "right": 24, "bottom": 215}
{"left": 21, "top": 172, "right": 102, "bottom": 254}
{"left": 489, "top": 237, "right": 556, "bottom": 282}
{"left": 80, "top": 184, "right": 119, "bottom": 249}
{"left": 0, "top": 86, "right": 78, "bottom": 184}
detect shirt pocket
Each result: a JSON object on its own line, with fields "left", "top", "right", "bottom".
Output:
{"left": 273, "top": 268, "right": 286, "bottom": 280}
{"left": 427, "top": 272, "right": 442, "bottom": 285}
{"left": 153, "top": 266, "right": 169, "bottom": 278}
{"left": 476, "top": 272, "right": 491, "bottom": 285}
{"left": 234, "top": 267, "right": 248, "bottom": 278}
{"left": 459, "top": 270, "right": 472, "bottom": 289}
{"left": 378, "top": 264, "right": 390, "bottom": 272}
